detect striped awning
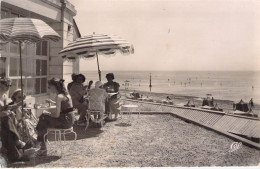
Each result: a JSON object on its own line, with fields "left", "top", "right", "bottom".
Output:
{"left": 59, "top": 34, "right": 134, "bottom": 60}
{"left": 0, "top": 18, "right": 60, "bottom": 43}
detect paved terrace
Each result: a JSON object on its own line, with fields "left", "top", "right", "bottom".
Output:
{"left": 10, "top": 114, "right": 260, "bottom": 167}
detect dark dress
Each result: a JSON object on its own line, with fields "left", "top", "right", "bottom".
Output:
{"left": 103, "top": 82, "right": 120, "bottom": 115}
{"left": 36, "top": 94, "right": 75, "bottom": 143}
{"left": 1, "top": 115, "right": 23, "bottom": 162}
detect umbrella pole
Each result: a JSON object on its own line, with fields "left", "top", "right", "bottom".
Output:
{"left": 96, "top": 52, "right": 101, "bottom": 81}
{"left": 19, "top": 42, "right": 24, "bottom": 116}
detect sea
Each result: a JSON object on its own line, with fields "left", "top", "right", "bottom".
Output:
{"left": 82, "top": 71, "right": 260, "bottom": 104}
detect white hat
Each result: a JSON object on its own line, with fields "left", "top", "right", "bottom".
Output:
{"left": 95, "top": 81, "right": 103, "bottom": 88}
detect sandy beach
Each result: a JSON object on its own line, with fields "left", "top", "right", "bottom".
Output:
{"left": 120, "top": 89, "right": 260, "bottom": 115}
{"left": 9, "top": 114, "right": 260, "bottom": 167}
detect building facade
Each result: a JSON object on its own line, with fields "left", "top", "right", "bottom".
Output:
{"left": 0, "top": 0, "right": 80, "bottom": 104}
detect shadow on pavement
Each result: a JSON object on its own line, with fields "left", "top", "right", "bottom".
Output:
{"left": 115, "top": 122, "right": 132, "bottom": 127}
{"left": 8, "top": 155, "right": 60, "bottom": 168}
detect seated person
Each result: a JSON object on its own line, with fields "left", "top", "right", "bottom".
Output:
{"left": 36, "top": 78, "right": 75, "bottom": 156}
{"left": 88, "top": 81, "right": 108, "bottom": 112}
{"left": 69, "top": 74, "right": 93, "bottom": 126}
{"left": 103, "top": 73, "right": 120, "bottom": 119}
{"left": 9, "top": 89, "right": 37, "bottom": 143}
{"left": 67, "top": 73, "right": 77, "bottom": 92}
{"left": 0, "top": 78, "right": 35, "bottom": 162}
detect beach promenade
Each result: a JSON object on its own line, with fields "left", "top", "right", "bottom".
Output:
{"left": 10, "top": 114, "right": 260, "bottom": 167}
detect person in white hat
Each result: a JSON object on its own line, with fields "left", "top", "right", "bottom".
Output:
{"left": 9, "top": 89, "right": 37, "bottom": 143}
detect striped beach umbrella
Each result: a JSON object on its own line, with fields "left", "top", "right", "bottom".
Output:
{"left": 59, "top": 33, "right": 134, "bottom": 80}
{"left": 0, "top": 18, "right": 60, "bottom": 43}
{"left": 0, "top": 17, "right": 60, "bottom": 115}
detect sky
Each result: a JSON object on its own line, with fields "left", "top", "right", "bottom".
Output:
{"left": 69, "top": 0, "right": 260, "bottom": 71}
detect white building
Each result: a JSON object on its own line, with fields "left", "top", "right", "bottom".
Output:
{"left": 0, "top": 0, "right": 80, "bottom": 104}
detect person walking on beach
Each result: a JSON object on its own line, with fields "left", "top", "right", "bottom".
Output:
{"left": 103, "top": 73, "right": 120, "bottom": 120}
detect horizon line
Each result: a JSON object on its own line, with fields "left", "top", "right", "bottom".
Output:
{"left": 80, "top": 70, "right": 260, "bottom": 72}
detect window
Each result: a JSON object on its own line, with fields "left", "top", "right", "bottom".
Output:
{"left": 26, "top": 78, "right": 35, "bottom": 95}
{"left": 19, "top": 59, "right": 27, "bottom": 76}
{"left": 42, "top": 60, "right": 47, "bottom": 75}
{"left": 27, "top": 58, "right": 36, "bottom": 76}
{"left": 41, "top": 78, "right": 47, "bottom": 93}
{"left": 10, "top": 57, "right": 34, "bottom": 77}
{"left": 36, "top": 60, "right": 48, "bottom": 76}
{"left": 9, "top": 42, "right": 48, "bottom": 95}
{"left": 36, "top": 41, "right": 48, "bottom": 56}
{"left": 0, "top": 57, "right": 6, "bottom": 77}
{"left": 35, "top": 78, "right": 41, "bottom": 94}
{"left": 35, "top": 78, "right": 47, "bottom": 94}
{"left": 10, "top": 43, "right": 27, "bottom": 54}
{"left": 36, "top": 42, "right": 41, "bottom": 56}
{"left": 42, "top": 41, "right": 48, "bottom": 56}
{"left": 36, "top": 60, "right": 41, "bottom": 76}
{"left": 10, "top": 57, "right": 19, "bottom": 76}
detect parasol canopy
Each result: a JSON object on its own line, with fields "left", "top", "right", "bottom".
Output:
{"left": 0, "top": 18, "right": 60, "bottom": 124}
{"left": 59, "top": 33, "right": 134, "bottom": 80}
{"left": 0, "top": 18, "right": 60, "bottom": 43}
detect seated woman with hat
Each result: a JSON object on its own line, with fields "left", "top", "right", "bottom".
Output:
{"left": 8, "top": 89, "right": 37, "bottom": 144}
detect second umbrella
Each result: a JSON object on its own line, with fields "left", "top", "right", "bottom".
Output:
{"left": 59, "top": 33, "right": 134, "bottom": 81}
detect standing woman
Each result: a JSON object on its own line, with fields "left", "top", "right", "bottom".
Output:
{"left": 103, "top": 73, "right": 120, "bottom": 120}
{"left": 36, "top": 78, "right": 75, "bottom": 156}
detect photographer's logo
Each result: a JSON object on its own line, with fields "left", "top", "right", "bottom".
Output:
{"left": 229, "top": 142, "right": 242, "bottom": 153}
